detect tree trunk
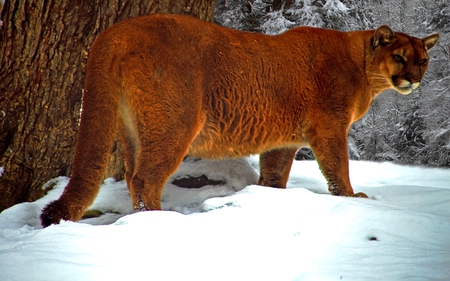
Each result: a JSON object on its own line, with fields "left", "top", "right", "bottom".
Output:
{"left": 0, "top": 0, "right": 215, "bottom": 212}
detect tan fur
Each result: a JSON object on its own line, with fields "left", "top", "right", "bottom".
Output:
{"left": 40, "top": 14, "right": 439, "bottom": 227}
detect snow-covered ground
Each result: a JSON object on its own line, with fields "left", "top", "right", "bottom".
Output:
{"left": 1, "top": 156, "right": 449, "bottom": 281}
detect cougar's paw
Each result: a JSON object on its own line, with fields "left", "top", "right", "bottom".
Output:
{"left": 133, "top": 200, "right": 147, "bottom": 213}
{"left": 353, "top": 192, "right": 369, "bottom": 198}
{"left": 329, "top": 188, "right": 369, "bottom": 198}
{"left": 40, "top": 200, "right": 72, "bottom": 228}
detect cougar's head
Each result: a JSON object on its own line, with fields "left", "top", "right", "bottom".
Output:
{"left": 371, "top": 25, "right": 439, "bottom": 95}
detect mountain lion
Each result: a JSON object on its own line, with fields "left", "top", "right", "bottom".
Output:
{"left": 41, "top": 14, "right": 439, "bottom": 227}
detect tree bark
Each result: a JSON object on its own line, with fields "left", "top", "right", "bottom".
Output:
{"left": 0, "top": 0, "right": 215, "bottom": 212}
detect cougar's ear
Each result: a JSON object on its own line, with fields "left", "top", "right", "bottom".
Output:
{"left": 422, "top": 34, "right": 440, "bottom": 51}
{"left": 373, "top": 25, "right": 395, "bottom": 47}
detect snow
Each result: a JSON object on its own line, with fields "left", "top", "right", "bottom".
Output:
{"left": 1, "top": 156, "right": 450, "bottom": 281}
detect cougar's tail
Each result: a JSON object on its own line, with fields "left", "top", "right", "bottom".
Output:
{"left": 41, "top": 31, "right": 123, "bottom": 227}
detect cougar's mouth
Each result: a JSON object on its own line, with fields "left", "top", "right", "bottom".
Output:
{"left": 392, "top": 78, "right": 420, "bottom": 95}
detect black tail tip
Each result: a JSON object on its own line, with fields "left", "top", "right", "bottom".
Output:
{"left": 40, "top": 200, "right": 69, "bottom": 228}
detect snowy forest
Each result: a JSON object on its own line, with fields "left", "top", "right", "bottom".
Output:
{"left": 214, "top": 0, "right": 450, "bottom": 167}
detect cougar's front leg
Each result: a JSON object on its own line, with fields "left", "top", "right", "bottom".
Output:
{"left": 259, "top": 147, "right": 298, "bottom": 189}
{"left": 306, "top": 125, "right": 367, "bottom": 198}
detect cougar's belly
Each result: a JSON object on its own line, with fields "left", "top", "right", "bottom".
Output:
{"left": 187, "top": 128, "right": 264, "bottom": 158}
{"left": 187, "top": 118, "right": 306, "bottom": 159}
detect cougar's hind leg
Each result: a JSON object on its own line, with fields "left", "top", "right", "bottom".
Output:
{"left": 120, "top": 52, "right": 204, "bottom": 211}
{"left": 123, "top": 93, "right": 202, "bottom": 212}
{"left": 259, "top": 147, "right": 298, "bottom": 189}
{"left": 129, "top": 125, "right": 198, "bottom": 212}
{"left": 117, "top": 121, "right": 137, "bottom": 190}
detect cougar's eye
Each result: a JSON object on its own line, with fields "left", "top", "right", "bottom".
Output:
{"left": 393, "top": 54, "right": 404, "bottom": 63}
{"left": 419, "top": 58, "right": 427, "bottom": 65}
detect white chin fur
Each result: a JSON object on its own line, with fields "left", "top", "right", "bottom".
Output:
{"left": 395, "top": 81, "right": 420, "bottom": 95}
{"left": 411, "top": 82, "right": 420, "bottom": 90}
{"left": 395, "top": 86, "right": 413, "bottom": 95}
